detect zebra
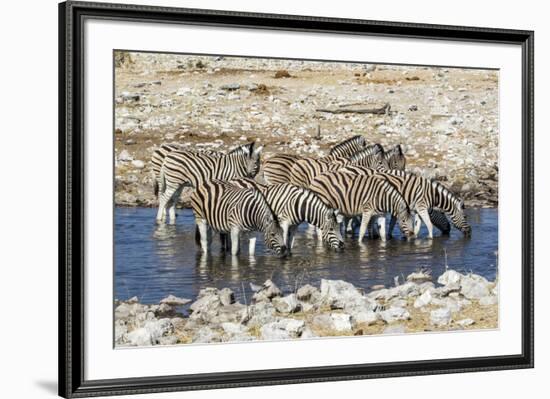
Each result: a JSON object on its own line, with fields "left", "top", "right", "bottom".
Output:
{"left": 328, "top": 135, "right": 367, "bottom": 158}
{"left": 289, "top": 157, "right": 350, "bottom": 188}
{"left": 262, "top": 153, "right": 303, "bottom": 185}
{"left": 190, "top": 179, "right": 287, "bottom": 257}
{"left": 151, "top": 143, "right": 222, "bottom": 196}
{"left": 383, "top": 144, "right": 406, "bottom": 171}
{"left": 339, "top": 166, "right": 470, "bottom": 238}
{"left": 309, "top": 172, "right": 415, "bottom": 242}
{"left": 156, "top": 142, "right": 262, "bottom": 224}
{"left": 230, "top": 179, "right": 344, "bottom": 251}
{"left": 339, "top": 165, "right": 451, "bottom": 237}
{"left": 262, "top": 136, "right": 368, "bottom": 185}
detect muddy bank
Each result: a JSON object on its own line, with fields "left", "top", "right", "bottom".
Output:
{"left": 115, "top": 268, "right": 498, "bottom": 346}
{"left": 114, "top": 53, "right": 499, "bottom": 209}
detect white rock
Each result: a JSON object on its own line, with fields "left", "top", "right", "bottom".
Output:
{"left": 312, "top": 313, "right": 353, "bottom": 332}
{"left": 272, "top": 294, "right": 301, "bottom": 313}
{"left": 430, "top": 307, "right": 452, "bottom": 326}
{"left": 127, "top": 328, "right": 152, "bottom": 346}
{"left": 460, "top": 275, "right": 490, "bottom": 299}
{"left": 117, "top": 149, "right": 133, "bottom": 162}
{"left": 457, "top": 318, "right": 475, "bottom": 327}
{"left": 380, "top": 307, "right": 410, "bottom": 323}
{"left": 437, "top": 270, "right": 463, "bottom": 286}
{"left": 160, "top": 294, "right": 191, "bottom": 306}
{"left": 414, "top": 290, "right": 433, "bottom": 308}
{"left": 260, "top": 318, "right": 305, "bottom": 340}
{"left": 131, "top": 160, "right": 145, "bottom": 169}
{"left": 353, "top": 311, "right": 379, "bottom": 325}
{"left": 479, "top": 295, "right": 498, "bottom": 306}
{"left": 321, "top": 279, "right": 364, "bottom": 309}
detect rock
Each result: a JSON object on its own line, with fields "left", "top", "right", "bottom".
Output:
{"left": 170, "top": 317, "right": 186, "bottom": 330}
{"left": 312, "top": 313, "right": 353, "bottom": 332}
{"left": 220, "top": 83, "right": 240, "bottom": 91}
{"left": 117, "top": 149, "right": 133, "bottom": 162}
{"left": 296, "top": 284, "right": 319, "bottom": 301}
{"left": 260, "top": 318, "right": 305, "bottom": 340}
{"left": 272, "top": 294, "right": 301, "bottom": 313}
{"left": 221, "top": 322, "right": 247, "bottom": 335}
{"left": 115, "top": 320, "right": 128, "bottom": 344}
{"left": 407, "top": 270, "right": 432, "bottom": 283}
{"left": 437, "top": 270, "right": 463, "bottom": 286}
{"left": 131, "top": 160, "right": 145, "bottom": 169}
{"left": 154, "top": 302, "right": 177, "bottom": 317}
{"left": 479, "top": 295, "right": 498, "bottom": 306}
{"left": 115, "top": 303, "right": 133, "bottom": 319}
{"left": 218, "top": 288, "right": 235, "bottom": 306}
{"left": 380, "top": 307, "right": 410, "bottom": 323}
{"left": 460, "top": 275, "right": 490, "bottom": 299}
{"left": 176, "top": 87, "right": 192, "bottom": 95}
{"left": 383, "top": 324, "right": 406, "bottom": 334}
{"left": 414, "top": 289, "right": 433, "bottom": 308}
{"left": 158, "top": 336, "right": 178, "bottom": 345}
{"left": 126, "top": 328, "right": 152, "bottom": 346}
{"left": 160, "top": 295, "right": 191, "bottom": 306}
{"left": 244, "top": 301, "right": 277, "bottom": 327}
{"left": 353, "top": 310, "right": 379, "bottom": 325}
{"left": 274, "top": 70, "right": 291, "bottom": 79}
{"left": 301, "top": 327, "right": 319, "bottom": 339}
{"left": 408, "top": 105, "right": 418, "bottom": 111}
{"left": 192, "top": 327, "right": 222, "bottom": 343}
{"left": 457, "top": 318, "right": 475, "bottom": 327}
{"left": 430, "top": 307, "right": 452, "bottom": 326}
{"left": 144, "top": 318, "right": 174, "bottom": 343}
{"left": 252, "top": 280, "right": 282, "bottom": 302}
{"left": 320, "top": 279, "right": 364, "bottom": 309}
{"left": 127, "top": 296, "right": 139, "bottom": 304}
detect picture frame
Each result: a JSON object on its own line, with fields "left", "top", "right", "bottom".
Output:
{"left": 59, "top": 1, "right": 534, "bottom": 397}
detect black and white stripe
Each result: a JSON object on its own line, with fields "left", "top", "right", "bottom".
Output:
{"left": 309, "top": 172, "right": 415, "bottom": 242}
{"left": 262, "top": 153, "right": 303, "bottom": 185}
{"left": 190, "top": 179, "right": 287, "bottom": 256}
{"left": 156, "top": 142, "right": 262, "bottom": 224}
{"left": 230, "top": 179, "right": 344, "bottom": 251}
{"left": 339, "top": 166, "right": 470, "bottom": 238}
{"left": 289, "top": 157, "right": 350, "bottom": 188}
{"left": 383, "top": 144, "right": 406, "bottom": 171}
{"left": 328, "top": 135, "right": 367, "bottom": 158}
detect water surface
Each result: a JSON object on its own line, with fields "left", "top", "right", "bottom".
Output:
{"left": 115, "top": 207, "right": 498, "bottom": 304}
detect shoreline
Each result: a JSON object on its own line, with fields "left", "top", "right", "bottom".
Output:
{"left": 115, "top": 268, "right": 498, "bottom": 347}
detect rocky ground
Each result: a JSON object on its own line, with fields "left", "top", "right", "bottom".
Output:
{"left": 114, "top": 52, "right": 499, "bottom": 208}
{"left": 115, "top": 268, "right": 498, "bottom": 346}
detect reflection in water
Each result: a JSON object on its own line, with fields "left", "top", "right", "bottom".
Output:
{"left": 115, "top": 207, "right": 498, "bottom": 304}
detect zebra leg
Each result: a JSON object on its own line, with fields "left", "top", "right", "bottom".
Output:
{"left": 377, "top": 215, "right": 387, "bottom": 241}
{"left": 388, "top": 215, "right": 397, "bottom": 239}
{"left": 167, "top": 186, "right": 184, "bottom": 225}
{"left": 414, "top": 214, "right": 422, "bottom": 236}
{"left": 156, "top": 188, "right": 174, "bottom": 224}
{"left": 196, "top": 218, "right": 210, "bottom": 253}
{"left": 367, "top": 217, "right": 379, "bottom": 239}
{"left": 288, "top": 225, "right": 298, "bottom": 250}
{"left": 417, "top": 207, "right": 434, "bottom": 239}
{"left": 281, "top": 221, "right": 290, "bottom": 247}
{"left": 249, "top": 236, "right": 257, "bottom": 256}
{"left": 358, "top": 210, "right": 375, "bottom": 243}
{"left": 230, "top": 227, "right": 241, "bottom": 256}
{"left": 346, "top": 217, "right": 354, "bottom": 234}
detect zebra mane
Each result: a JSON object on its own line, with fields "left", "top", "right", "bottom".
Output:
{"left": 329, "top": 135, "right": 365, "bottom": 153}
{"left": 229, "top": 142, "right": 255, "bottom": 156}
{"left": 430, "top": 180, "right": 463, "bottom": 209}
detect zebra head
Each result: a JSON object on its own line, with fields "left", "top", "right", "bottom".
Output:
{"left": 244, "top": 143, "right": 263, "bottom": 178}
{"left": 449, "top": 199, "right": 472, "bottom": 237}
{"left": 263, "top": 220, "right": 288, "bottom": 257}
{"left": 385, "top": 145, "right": 406, "bottom": 170}
{"left": 396, "top": 204, "right": 415, "bottom": 238}
{"left": 320, "top": 211, "right": 345, "bottom": 251}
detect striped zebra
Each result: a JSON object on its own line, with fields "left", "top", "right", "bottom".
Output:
{"left": 340, "top": 165, "right": 451, "bottom": 237}
{"left": 309, "top": 172, "right": 415, "bottom": 242}
{"left": 262, "top": 153, "right": 304, "bottom": 185}
{"left": 339, "top": 166, "right": 470, "bottom": 238}
{"left": 262, "top": 136, "right": 367, "bottom": 185}
{"left": 383, "top": 144, "right": 406, "bottom": 170}
{"left": 157, "top": 142, "right": 262, "bottom": 224}
{"left": 151, "top": 143, "right": 222, "bottom": 196}
{"left": 190, "top": 179, "right": 287, "bottom": 256}
{"left": 289, "top": 157, "right": 350, "bottom": 188}
{"left": 328, "top": 135, "right": 367, "bottom": 158}
{"left": 230, "top": 179, "right": 344, "bottom": 251}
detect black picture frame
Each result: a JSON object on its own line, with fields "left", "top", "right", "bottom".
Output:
{"left": 59, "top": 1, "right": 534, "bottom": 397}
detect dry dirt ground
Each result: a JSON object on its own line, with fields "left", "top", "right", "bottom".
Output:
{"left": 114, "top": 52, "right": 498, "bottom": 208}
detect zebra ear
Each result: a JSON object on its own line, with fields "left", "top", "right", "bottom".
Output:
{"left": 253, "top": 145, "right": 264, "bottom": 157}
{"left": 395, "top": 144, "right": 403, "bottom": 155}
